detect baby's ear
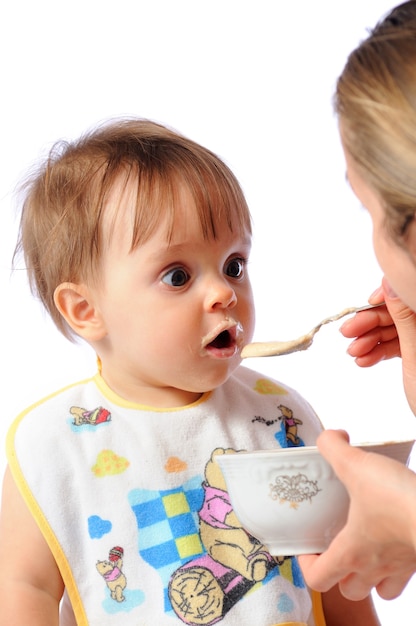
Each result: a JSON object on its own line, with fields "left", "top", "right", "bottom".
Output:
{"left": 54, "top": 283, "right": 107, "bottom": 342}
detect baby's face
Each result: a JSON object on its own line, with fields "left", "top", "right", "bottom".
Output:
{"left": 90, "top": 183, "right": 255, "bottom": 407}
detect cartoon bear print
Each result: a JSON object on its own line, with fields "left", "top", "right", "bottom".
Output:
{"left": 278, "top": 405, "right": 303, "bottom": 446}
{"left": 70, "top": 405, "right": 111, "bottom": 426}
{"left": 96, "top": 546, "right": 127, "bottom": 602}
{"left": 199, "top": 448, "right": 272, "bottom": 582}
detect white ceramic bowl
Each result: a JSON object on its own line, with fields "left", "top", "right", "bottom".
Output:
{"left": 216, "top": 440, "right": 414, "bottom": 556}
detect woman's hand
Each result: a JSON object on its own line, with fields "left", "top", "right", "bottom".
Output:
{"left": 340, "top": 285, "right": 399, "bottom": 367}
{"left": 298, "top": 430, "right": 416, "bottom": 601}
{"left": 341, "top": 278, "right": 416, "bottom": 414}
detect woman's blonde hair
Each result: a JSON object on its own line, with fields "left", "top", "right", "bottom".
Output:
{"left": 14, "top": 118, "right": 251, "bottom": 339}
{"left": 335, "top": 0, "right": 416, "bottom": 241}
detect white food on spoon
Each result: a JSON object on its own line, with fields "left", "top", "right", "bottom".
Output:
{"left": 241, "top": 303, "right": 385, "bottom": 358}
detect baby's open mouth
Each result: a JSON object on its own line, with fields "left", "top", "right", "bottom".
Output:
{"left": 208, "top": 330, "right": 233, "bottom": 350}
{"left": 201, "top": 320, "right": 243, "bottom": 357}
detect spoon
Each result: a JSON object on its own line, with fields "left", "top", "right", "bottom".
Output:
{"left": 241, "top": 302, "right": 386, "bottom": 358}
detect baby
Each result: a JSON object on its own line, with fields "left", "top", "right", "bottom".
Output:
{"left": 0, "top": 118, "right": 378, "bottom": 625}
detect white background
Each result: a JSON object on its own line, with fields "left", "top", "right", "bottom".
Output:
{"left": 1, "top": 1, "right": 415, "bottom": 622}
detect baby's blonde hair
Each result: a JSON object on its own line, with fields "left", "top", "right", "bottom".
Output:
{"left": 15, "top": 118, "right": 252, "bottom": 339}
{"left": 334, "top": 0, "right": 416, "bottom": 242}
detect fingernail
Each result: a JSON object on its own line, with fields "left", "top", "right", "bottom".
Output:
{"left": 339, "top": 320, "right": 350, "bottom": 332}
{"left": 345, "top": 341, "right": 356, "bottom": 354}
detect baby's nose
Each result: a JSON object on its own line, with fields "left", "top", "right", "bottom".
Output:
{"left": 205, "top": 278, "right": 237, "bottom": 310}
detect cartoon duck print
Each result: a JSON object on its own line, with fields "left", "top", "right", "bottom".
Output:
{"left": 70, "top": 405, "right": 111, "bottom": 426}
{"left": 96, "top": 546, "right": 127, "bottom": 603}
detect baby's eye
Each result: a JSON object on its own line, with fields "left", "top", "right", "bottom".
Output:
{"left": 225, "top": 257, "right": 246, "bottom": 279}
{"left": 161, "top": 267, "right": 190, "bottom": 287}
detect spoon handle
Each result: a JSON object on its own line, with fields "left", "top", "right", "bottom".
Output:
{"left": 351, "top": 302, "right": 386, "bottom": 312}
{"left": 311, "top": 302, "right": 386, "bottom": 333}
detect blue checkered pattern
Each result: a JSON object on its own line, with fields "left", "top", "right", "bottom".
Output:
{"left": 128, "top": 476, "right": 206, "bottom": 613}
